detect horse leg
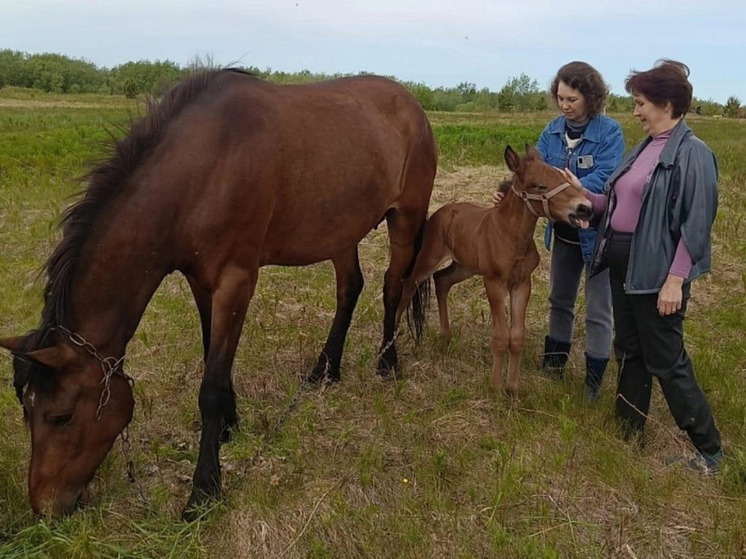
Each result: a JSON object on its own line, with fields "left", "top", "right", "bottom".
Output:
{"left": 506, "top": 277, "right": 532, "bottom": 397}
{"left": 434, "top": 262, "right": 474, "bottom": 341}
{"left": 183, "top": 266, "right": 257, "bottom": 521}
{"left": 187, "top": 274, "right": 237, "bottom": 442}
{"left": 379, "top": 210, "right": 425, "bottom": 374}
{"left": 307, "top": 248, "right": 364, "bottom": 383}
{"left": 483, "top": 278, "right": 509, "bottom": 393}
{"left": 186, "top": 275, "right": 212, "bottom": 362}
{"left": 394, "top": 220, "right": 450, "bottom": 331}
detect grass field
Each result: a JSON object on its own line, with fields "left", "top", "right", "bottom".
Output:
{"left": 1, "top": 86, "right": 745, "bottom": 558}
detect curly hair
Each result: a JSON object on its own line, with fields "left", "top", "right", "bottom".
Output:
{"left": 550, "top": 61, "right": 610, "bottom": 117}
{"left": 625, "top": 59, "right": 692, "bottom": 119}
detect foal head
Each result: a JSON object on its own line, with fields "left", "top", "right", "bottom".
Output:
{"left": 0, "top": 332, "right": 134, "bottom": 517}
{"left": 505, "top": 145, "right": 592, "bottom": 228}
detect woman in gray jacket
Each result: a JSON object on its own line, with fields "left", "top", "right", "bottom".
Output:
{"left": 565, "top": 60, "right": 722, "bottom": 473}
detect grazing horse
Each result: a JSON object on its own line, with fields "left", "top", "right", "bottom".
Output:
{"left": 0, "top": 69, "right": 437, "bottom": 518}
{"left": 396, "top": 145, "right": 591, "bottom": 396}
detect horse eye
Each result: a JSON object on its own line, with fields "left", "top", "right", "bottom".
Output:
{"left": 50, "top": 413, "right": 73, "bottom": 427}
{"left": 534, "top": 184, "right": 548, "bottom": 193}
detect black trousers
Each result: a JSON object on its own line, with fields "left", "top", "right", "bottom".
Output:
{"left": 607, "top": 232, "right": 721, "bottom": 455}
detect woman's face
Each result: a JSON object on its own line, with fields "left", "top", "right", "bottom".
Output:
{"left": 632, "top": 93, "right": 676, "bottom": 136}
{"left": 557, "top": 81, "right": 588, "bottom": 124}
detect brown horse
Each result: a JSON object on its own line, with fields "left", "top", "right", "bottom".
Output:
{"left": 396, "top": 145, "right": 591, "bottom": 396}
{"left": 0, "top": 69, "right": 437, "bottom": 518}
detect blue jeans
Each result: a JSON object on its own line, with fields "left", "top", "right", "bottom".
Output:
{"left": 548, "top": 237, "right": 613, "bottom": 360}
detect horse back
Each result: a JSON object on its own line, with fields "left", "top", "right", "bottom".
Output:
{"left": 153, "top": 73, "right": 435, "bottom": 268}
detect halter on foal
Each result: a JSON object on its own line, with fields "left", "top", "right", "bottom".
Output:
{"left": 396, "top": 145, "right": 592, "bottom": 395}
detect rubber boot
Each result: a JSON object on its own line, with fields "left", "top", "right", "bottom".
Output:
{"left": 584, "top": 353, "right": 609, "bottom": 401}
{"left": 541, "top": 336, "right": 571, "bottom": 379}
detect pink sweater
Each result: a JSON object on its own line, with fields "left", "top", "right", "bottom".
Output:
{"left": 587, "top": 129, "right": 693, "bottom": 279}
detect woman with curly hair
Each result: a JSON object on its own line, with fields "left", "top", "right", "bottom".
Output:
{"left": 496, "top": 61, "right": 625, "bottom": 398}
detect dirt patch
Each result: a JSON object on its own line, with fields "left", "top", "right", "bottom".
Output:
{"left": 432, "top": 165, "right": 511, "bottom": 208}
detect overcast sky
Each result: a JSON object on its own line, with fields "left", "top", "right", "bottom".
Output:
{"left": 2, "top": 0, "right": 744, "bottom": 104}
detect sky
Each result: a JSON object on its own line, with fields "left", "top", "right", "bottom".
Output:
{"left": 2, "top": 0, "right": 745, "bottom": 104}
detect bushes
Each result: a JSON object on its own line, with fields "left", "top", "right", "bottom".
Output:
{"left": 0, "top": 50, "right": 104, "bottom": 93}
{"left": 107, "top": 60, "right": 184, "bottom": 98}
{"left": 0, "top": 50, "right": 183, "bottom": 97}
{"left": 724, "top": 96, "right": 743, "bottom": 118}
{"left": 1, "top": 49, "right": 741, "bottom": 116}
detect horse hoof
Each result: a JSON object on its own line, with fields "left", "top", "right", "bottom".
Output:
{"left": 182, "top": 490, "right": 219, "bottom": 522}
{"left": 376, "top": 361, "right": 399, "bottom": 380}
{"left": 306, "top": 356, "right": 341, "bottom": 384}
{"left": 182, "top": 506, "right": 199, "bottom": 523}
{"left": 377, "top": 349, "right": 398, "bottom": 377}
{"left": 306, "top": 367, "right": 340, "bottom": 385}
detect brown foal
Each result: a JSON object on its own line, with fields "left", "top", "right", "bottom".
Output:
{"left": 397, "top": 145, "right": 592, "bottom": 395}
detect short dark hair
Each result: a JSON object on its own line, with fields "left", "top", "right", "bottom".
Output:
{"left": 550, "top": 61, "right": 609, "bottom": 117}
{"left": 625, "top": 59, "right": 692, "bottom": 118}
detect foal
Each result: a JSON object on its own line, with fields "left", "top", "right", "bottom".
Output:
{"left": 397, "top": 145, "right": 592, "bottom": 395}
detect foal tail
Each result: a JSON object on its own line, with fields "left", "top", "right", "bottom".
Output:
{"left": 404, "top": 221, "right": 431, "bottom": 343}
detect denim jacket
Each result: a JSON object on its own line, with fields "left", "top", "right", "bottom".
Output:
{"left": 589, "top": 120, "right": 718, "bottom": 293}
{"left": 538, "top": 114, "right": 625, "bottom": 262}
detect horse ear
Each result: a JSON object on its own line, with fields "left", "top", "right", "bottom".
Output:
{"left": 504, "top": 145, "right": 521, "bottom": 173}
{"left": 21, "top": 345, "right": 75, "bottom": 370}
{"left": 0, "top": 336, "right": 27, "bottom": 353}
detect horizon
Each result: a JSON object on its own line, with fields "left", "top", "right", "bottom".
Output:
{"left": 3, "top": 0, "right": 744, "bottom": 105}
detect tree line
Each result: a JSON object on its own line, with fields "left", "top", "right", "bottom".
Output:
{"left": 0, "top": 49, "right": 742, "bottom": 117}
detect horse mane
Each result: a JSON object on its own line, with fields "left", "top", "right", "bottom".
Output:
{"left": 14, "top": 68, "right": 253, "bottom": 399}
{"left": 41, "top": 67, "right": 252, "bottom": 331}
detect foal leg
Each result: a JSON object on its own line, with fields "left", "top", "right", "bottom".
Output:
{"left": 484, "top": 278, "right": 509, "bottom": 393}
{"left": 506, "top": 277, "right": 532, "bottom": 397}
{"left": 434, "top": 262, "right": 474, "bottom": 341}
{"left": 307, "top": 247, "right": 364, "bottom": 383}
{"left": 184, "top": 265, "right": 257, "bottom": 521}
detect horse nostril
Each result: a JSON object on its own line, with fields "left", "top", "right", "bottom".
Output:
{"left": 577, "top": 204, "right": 592, "bottom": 218}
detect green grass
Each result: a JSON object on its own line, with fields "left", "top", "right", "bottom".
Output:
{"left": 1, "top": 90, "right": 745, "bottom": 557}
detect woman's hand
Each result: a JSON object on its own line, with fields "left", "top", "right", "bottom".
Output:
{"left": 657, "top": 274, "right": 684, "bottom": 316}
{"left": 559, "top": 167, "right": 584, "bottom": 191}
{"left": 493, "top": 178, "right": 512, "bottom": 205}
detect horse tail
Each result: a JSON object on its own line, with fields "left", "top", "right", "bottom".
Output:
{"left": 405, "top": 220, "right": 430, "bottom": 343}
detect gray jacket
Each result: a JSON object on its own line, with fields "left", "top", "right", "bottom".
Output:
{"left": 590, "top": 120, "right": 718, "bottom": 294}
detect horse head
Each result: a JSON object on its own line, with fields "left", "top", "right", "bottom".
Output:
{"left": 504, "top": 144, "right": 592, "bottom": 228}
{"left": 0, "top": 331, "right": 134, "bottom": 517}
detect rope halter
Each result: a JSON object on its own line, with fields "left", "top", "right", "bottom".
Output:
{"left": 510, "top": 181, "right": 572, "bottom": 222}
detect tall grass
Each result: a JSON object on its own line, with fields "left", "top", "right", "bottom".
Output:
{"left": 1, "top": 88, "right": 745, "bottom": 558}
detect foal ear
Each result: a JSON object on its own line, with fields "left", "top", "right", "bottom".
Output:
{"left": 0, "top": 336, "right": 27, "bottom": 353}
{"left": 525, "top": 144, "right": 542, "bottom": 161}
{"left": 504, "top": 145, "right": 521, "bottom": 173}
